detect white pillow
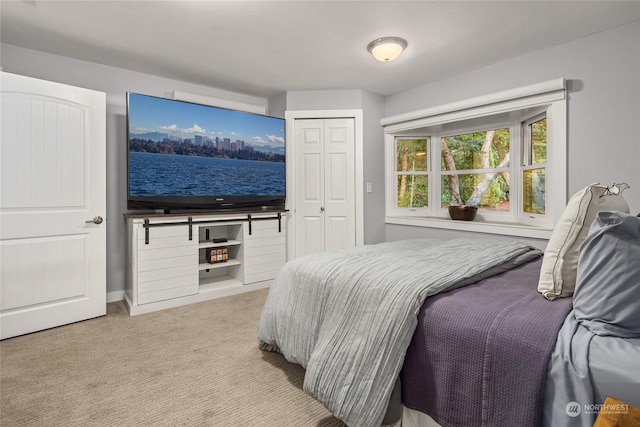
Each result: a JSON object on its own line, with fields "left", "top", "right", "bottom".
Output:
{"left": 538, "top": 184, "right": 629, "bottom": 300}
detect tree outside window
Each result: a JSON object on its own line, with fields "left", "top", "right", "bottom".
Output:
{"left": 390, "top": 116, "right": 547, "bottom": 218}
{"left": 396, "top": 138, "right": 428, "bottom": 208}
{"left": 440, "top": 128, "right": 511, "bottom": 211}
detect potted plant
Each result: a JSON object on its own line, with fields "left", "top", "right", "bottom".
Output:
{"left": 448, "top": 203, "right": 478, "bottom": 221}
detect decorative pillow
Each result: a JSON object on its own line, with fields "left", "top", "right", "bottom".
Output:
{"left": 573, "top": 211, "right": 640, "bottom": 337}
{"left": 593, "top": 396, "right": 640, "bottom": 427}
{"left": 538, "top": 184, "right": 629, "bottom": 300}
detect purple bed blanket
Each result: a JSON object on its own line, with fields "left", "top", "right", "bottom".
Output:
{"left": 401, "top": 258, "right": 573, "bottom": 427}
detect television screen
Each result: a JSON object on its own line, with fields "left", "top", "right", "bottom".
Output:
{"left": 127, "top": 93, "right": 286, "bottom": 212}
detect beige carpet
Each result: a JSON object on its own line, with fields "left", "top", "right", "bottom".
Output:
{"left": 0, "top": 289, "right": 346, "bottom": 426}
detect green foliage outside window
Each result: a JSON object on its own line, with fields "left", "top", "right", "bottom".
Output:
{"left": 396, "top": 139, "right": 428, "bottom": 208}
{"left": 441, "top": 129, "right": 510, "bottom": 209}
{"left": 397, "top": 175, "right": 428, "bottom": 208}
{"left": 393, "top": 118, "right": 546, "bottom": 213}
{"left": 531, "top": 118, "right": 547, "bottom": 164}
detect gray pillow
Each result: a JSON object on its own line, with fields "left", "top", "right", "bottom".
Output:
{"left": 573, "top": 211, "right": 640, "bottom": 338}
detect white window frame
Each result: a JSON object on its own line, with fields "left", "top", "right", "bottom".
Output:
{"left": 519, "top": 112, "right": 548, "bottom": 227}
{"left": 391, "top": 136, "right": 431, "bottom": 214}
{"left": 382, "top": 78, "right": 567, "bottom": 239}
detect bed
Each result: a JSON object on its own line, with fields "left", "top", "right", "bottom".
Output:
{"left": 257, "top": 211, "right": 640, "bottom": 427}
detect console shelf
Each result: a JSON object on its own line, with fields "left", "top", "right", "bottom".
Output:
{"left": 198, "top": 258, "right": 241, "bottom": 271}
{"left": 198, "top": 239, "right": 241, "bottom": 249}
{"left": 199, "top": 276, "right": 242, "bottom": 291}
{"left": 125, "top": 211, "right": 287, "bottom": 315}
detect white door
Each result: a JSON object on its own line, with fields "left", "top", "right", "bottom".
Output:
{"left": 0, "top": 72, "right": 106, "bottom": 339}
{"left": 294, "top": 118, "right": 355, "bottom": 257}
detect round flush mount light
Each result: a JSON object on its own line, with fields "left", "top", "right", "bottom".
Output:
{"left": 367, "top": 37, "right": 408, "bottom": 62}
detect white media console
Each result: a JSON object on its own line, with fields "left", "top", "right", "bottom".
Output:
{"left": 125, "top": 211, "right": 287, "bottom": 315}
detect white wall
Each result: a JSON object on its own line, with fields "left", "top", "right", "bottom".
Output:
{"left": 384, "top": 21, "right": 640, "bottom": 243}
{"left": 0, "top": 43, "right": 269, "bottom": 299}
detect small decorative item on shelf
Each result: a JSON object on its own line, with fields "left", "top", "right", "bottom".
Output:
{"left": 206, "top": 246, "right": 228, "bottom": 264}
{"left": 448, "top": 204, "right": 478, "bottom": 221}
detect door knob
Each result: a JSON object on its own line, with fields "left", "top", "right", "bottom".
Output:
{"left": 86, "top": 216, "right": 104, "bottom": 225}
{"left": 320, "top": 206, "right": 325, "bottom": 212}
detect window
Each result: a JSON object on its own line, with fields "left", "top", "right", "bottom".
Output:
{"left": 440, "top": 127, "right": 512, "bottom": 212}
{"left": 522, "top": 114, "right": 547, "bottom": 216}
{"left": 395, "top": 138, "right": 428, "bottom": 208}
{"left": 383, "top": 79, "right": 566, "bottom": 239}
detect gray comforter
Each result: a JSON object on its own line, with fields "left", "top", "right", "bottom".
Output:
{"left": 258, "top": 238, "right": 540, "bottom": 427}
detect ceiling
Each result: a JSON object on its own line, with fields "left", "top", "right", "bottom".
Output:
{"left": 1, "top": 1, "right": 639, "bottom": 98}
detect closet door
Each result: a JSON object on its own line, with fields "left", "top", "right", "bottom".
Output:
{"left": 294, "top": 118, "right": 355, "bottom": 257}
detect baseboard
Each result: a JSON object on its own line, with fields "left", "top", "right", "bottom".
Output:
{"left": 107, "top": 290, "right": 125, "bottom": 303}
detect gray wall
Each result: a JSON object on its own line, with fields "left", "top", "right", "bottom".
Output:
{"left": 0, "top": 43, "right": 269, "bottom": 300}
{"left": 384, "top": 21, "right": 640, "bottom": 244}
{"left": 1, "top": 20, "right": 638, "bottom": 297}
{"left": 360, "top": 90, "right": 386, "bottom": 244}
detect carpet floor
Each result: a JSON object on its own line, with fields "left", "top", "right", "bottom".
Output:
{"left": 0, "top": 289, "right": 346, "bottom": 426}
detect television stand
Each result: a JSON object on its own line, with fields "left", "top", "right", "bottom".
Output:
{"left": 124, "top": 210, "right": 287, "bottom": 315}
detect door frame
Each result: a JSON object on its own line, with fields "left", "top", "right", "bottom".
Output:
{"left": 285, "top": 109, "right": 364, "bottom": 260}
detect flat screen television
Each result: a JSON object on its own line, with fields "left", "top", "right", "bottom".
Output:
{"left": 126, "top": 93, "right": 286, "bottom": 213}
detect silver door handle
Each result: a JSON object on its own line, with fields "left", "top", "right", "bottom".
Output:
{"left": 86, "top": 216, "right": 104, "bottom": 225}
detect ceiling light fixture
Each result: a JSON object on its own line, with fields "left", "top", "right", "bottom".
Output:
{"left": 367, "top": 37, "right": 408, "bottom": 62}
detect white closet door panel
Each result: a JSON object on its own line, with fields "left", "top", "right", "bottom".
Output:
{"left": 324, "top": 119, "right": 356, "bottom": 252}
{"left": 303, "top": 127, "right": 322, "bottom": 145}
{"left": 328, "top": 124, "right": 346, "bottom": 141}
{"left": 327, "top": 152, "right": 347, "bottom": 201}
{"left": 303, "top": 153, "right": 322, "bottom": 201}
{"left": 325, "top": 217, "right": 349, "bottom": 253}
{"left": 301, "top": 217, "right": 324, "bottom": 255}
{"left": 294, "top": 119, "right": 325, "bottom": 257}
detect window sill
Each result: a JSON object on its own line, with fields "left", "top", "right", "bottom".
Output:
{"left": 385, "top": 216, "right": 552, "bottom": 240}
